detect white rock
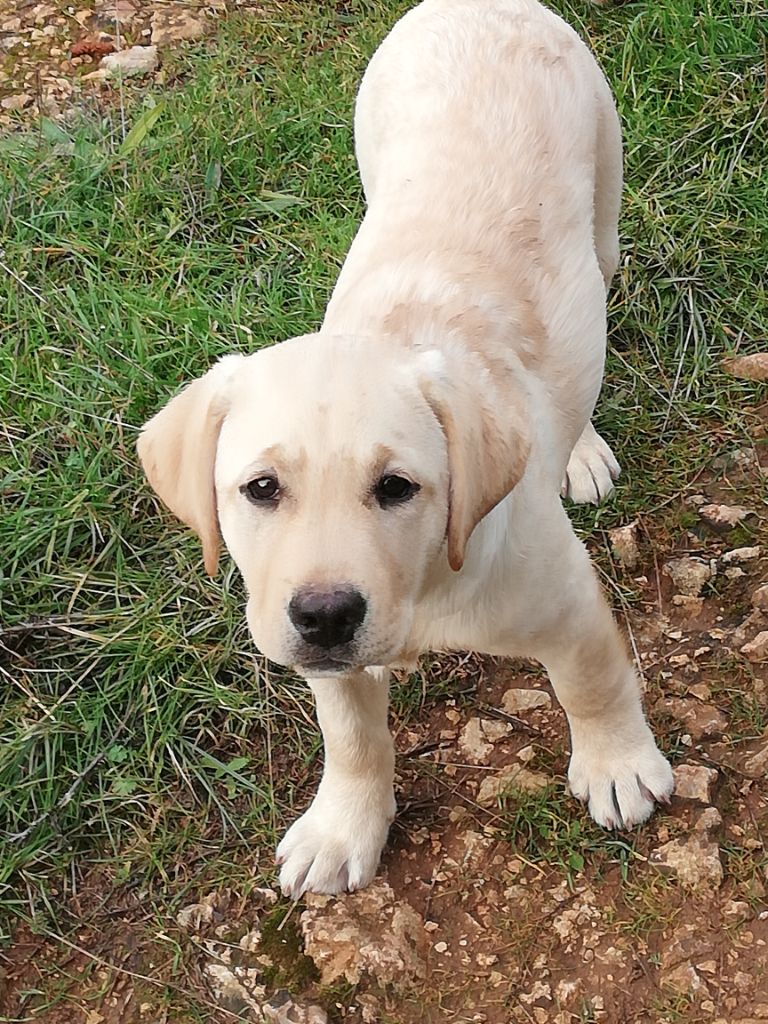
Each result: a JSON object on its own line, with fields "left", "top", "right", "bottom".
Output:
{"left": 608, "top": 521, "right": 640, "bottom": 569}
{"left": 741, "top": 631, "right": 768, "bottom": 663}
{"left": 501, "top": 688, "right": 552, "bottom": 713}
{"left": 673, "top": 764, "right": 718, "bottom": 803}
{"left": 743, "top": 742, "right": 768, "bottom": 779}
{"left": 650, "top": 834, "right": 723, "bottom": 890}
{"left": 720, "top": 546, "right": 761, "bottom": 565}
{"left": 204, "top": 964, "right": 262, "bottom": 1016}
{"left": 151, "top": 6, "right": 207, "bottom": 46}
{"left": 458, "top": 717, "right": 511, "bottom": 763}
{"left": 661, "top": 963, "right": 705, "bottom": 996}
{"left": 752, "top": 583, "right": 768, "bottom": 611}
{"left": 663, "top": 557, "right": 712, "bottom": 597}
{"left": 1, "top": 93, "right": 33, "bottom": 111}
{"left": 477, "top": 765, "right": 551, "bottom": 806}
{"left": 698, "top": 503, "right": 751, "bottom": 531}
{"left": 101, "top": 44, "right": 158, "bottom": 78}
{"left": 301, "top": 883, "right": 427, "bottom": 986}
{"left": 176, "top": 891, "right": 219, "bottom": 931}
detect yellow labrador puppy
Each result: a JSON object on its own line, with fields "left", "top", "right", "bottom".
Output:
{"left": 138, "top": 0, "right": 673, "bottom": 897}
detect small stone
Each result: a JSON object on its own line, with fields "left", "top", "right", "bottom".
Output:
{"left": 176, "top": 891, "right": 219, "bottom": 931}
{"left": 698, "top": 503, "right": 752, "bottom": 531}
{"left": 663, "top": 698, "right": 728, "bottom": 740}
{"left": 458, "top": 717, "right": 511, "bottom": 763}
{"left": 672, "top": 594, "right": 705, "bottom": 617}
{"left": 100, "top": 44, "right": 158, "bottom": 78}
{"left": 501, "top": 688, "right": 552, "bottom": 713}
{"left": 661, "top": 962, "right": 705, "bottom": 995}
{"left": 608, "top": 521, "right": 640, "bottom": 569}
{"left": 741, "top": 631, "right": 768, "bottom": 663}
{"left": 91, "top": 0, "right": 139, "bottom": 30}
{"left": 1, "top": 93, "right": 33, "bottom": 111}
{"left": 723, "top": 353, "right": 768, "bottom": 381}
{"left": 721, "top": 546, "right": 761, "bottom": 565}
{"left": 752, "top": 584, "right": 768, "bottom": 611}
{"left": 723, "top": 900, "right": 752, "bottom": 923}
{"left": 477, "top": 765, "right": 551, "bottom": 806}
{"left": 669, "top": 653, "right": 690, "bottom": 666}
{"left": 301, "top": 882, "right": 427, "bottom": 986}
{"left": 694, "top": 807, "right": 723, "bottom": 834}
{"left": 688, "top": 683, "right": 712, "bottom": 701}
{"left": 663, "top": 557, "right": 712, "bottom": 597}
{"left": 673, "top": 764, "right": 718, "bottom": 803}
{"left": 151, "top": 5, "right": 207, "bottom": 46}
{"left": 434, "top": 941, "right": 448, "bottom": 953}
{"left": 743, "top": 742, "right": 768, "bottom": 779}
{"left": 651, "top": 834, "right": 723, "bottom": 890}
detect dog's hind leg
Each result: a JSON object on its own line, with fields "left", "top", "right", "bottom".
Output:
{"left": 561, "top": 87, "right": 623, "bottom": 506}
{"left": 561, "top": 420, "right": 620, "bottom": 504}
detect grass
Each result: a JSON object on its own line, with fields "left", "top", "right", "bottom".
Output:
{"left": 0, "top": 0, "right": 766, "bottom": 1012}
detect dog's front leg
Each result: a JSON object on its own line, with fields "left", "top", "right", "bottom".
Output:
{"left": 277, "top": 667, "right": 395, "bottom": 898}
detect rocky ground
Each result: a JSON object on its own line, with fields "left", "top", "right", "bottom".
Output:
{"left": 0, "top": 0, "right": 232, "bottom": 126}
{"left": 1, "top": 429, "right": 766, "bottom": 1022}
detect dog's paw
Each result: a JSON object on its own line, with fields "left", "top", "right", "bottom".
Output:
{"left": 568, "top": 732, "right": 673, "bottom": 829}
{"left": 276, "top": 786, "right": 395, "bottom": 898}
{"left": 562, "top": 423, "right": 620, "bottom": 504}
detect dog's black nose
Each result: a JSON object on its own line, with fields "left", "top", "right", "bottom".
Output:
{"left": 288, "top": 587, "right": 367, "bottom": 649}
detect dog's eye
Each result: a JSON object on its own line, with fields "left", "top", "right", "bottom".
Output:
{"left": 375, "top": 474, "right": 420, "bottom": 508}
{"left": 242, "top": 476, "right": 280, "bottom": 503}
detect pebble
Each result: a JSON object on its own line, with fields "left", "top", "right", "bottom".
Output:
{"left": 151, "top": 5, "right": 207, "bottom": 46}
{"left": 501, "top": 687, "right": 552, "bottom": 713}
{"left": 673, "top": 764, "right": 718, "bottom": 803}
{"left": 663, "top": 556, "right": 712, "bottom": 597}
{"left": 721, "top": 546, "right": 761, "bottom": 565}
{"left": 477, "top": 765, "right": 551, "bottom": 806}
{"left": 741, "top": 631, "right": 768, "bottom": 663}
{"left": 99, "top": 43, "right": 158, "bottom": 78}
{"left": 458, "top": 717, "right": 512, "bottom": 763}
{"left": 608, "top": 521, "right": 640, "bottom": 569}
{"left": 723, "top": 352, "right": 768, "bottom": 381}
{"left": 650, "top": 833, "right": 723, "bottom": 890}
{"left": 698, "top": 503, "right": 751, "bottom": 531}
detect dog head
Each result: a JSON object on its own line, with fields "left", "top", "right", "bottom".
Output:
{"left": 137, "top": 333, "right": 528, "bottom": 672}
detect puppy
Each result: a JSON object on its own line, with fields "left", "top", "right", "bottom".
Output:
{"left": 138, "top": 0, "right": 673, "bottom": 898}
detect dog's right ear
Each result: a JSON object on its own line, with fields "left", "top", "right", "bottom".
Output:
{"left": 137, "top": 355, "right": 245, "bottom": 577}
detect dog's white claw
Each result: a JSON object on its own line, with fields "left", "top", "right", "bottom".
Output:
{"left": 276, "top": 789, "right": 395, "bottom": 898}
{"left": 562, "top": 423, "right": 621, "bottom": 505}
{"left": 568, "top": 730, "right": 674, "bottom": 830}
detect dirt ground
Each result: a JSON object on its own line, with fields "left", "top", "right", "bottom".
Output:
{"left": 1, "top": 4, "right": 767, "bottom": 1022}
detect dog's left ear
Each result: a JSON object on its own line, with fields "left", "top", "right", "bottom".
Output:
{"left": 137, "top": 355, "right": 245, "bottom": 576}
{"left": 418, "top": 348, "right": 530, "bottom": 572}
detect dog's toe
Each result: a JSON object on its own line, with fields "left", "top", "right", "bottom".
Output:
{"left": 562, "top": 423, "right": 620, "bottom": 505}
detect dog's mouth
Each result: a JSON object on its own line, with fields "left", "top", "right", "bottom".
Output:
{"left": 294, "top": 653, "right": 358, "bottom": 675}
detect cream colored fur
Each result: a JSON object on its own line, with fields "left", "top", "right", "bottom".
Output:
{"left": 138, "top": 0, "right": 673, "bottom": 898}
